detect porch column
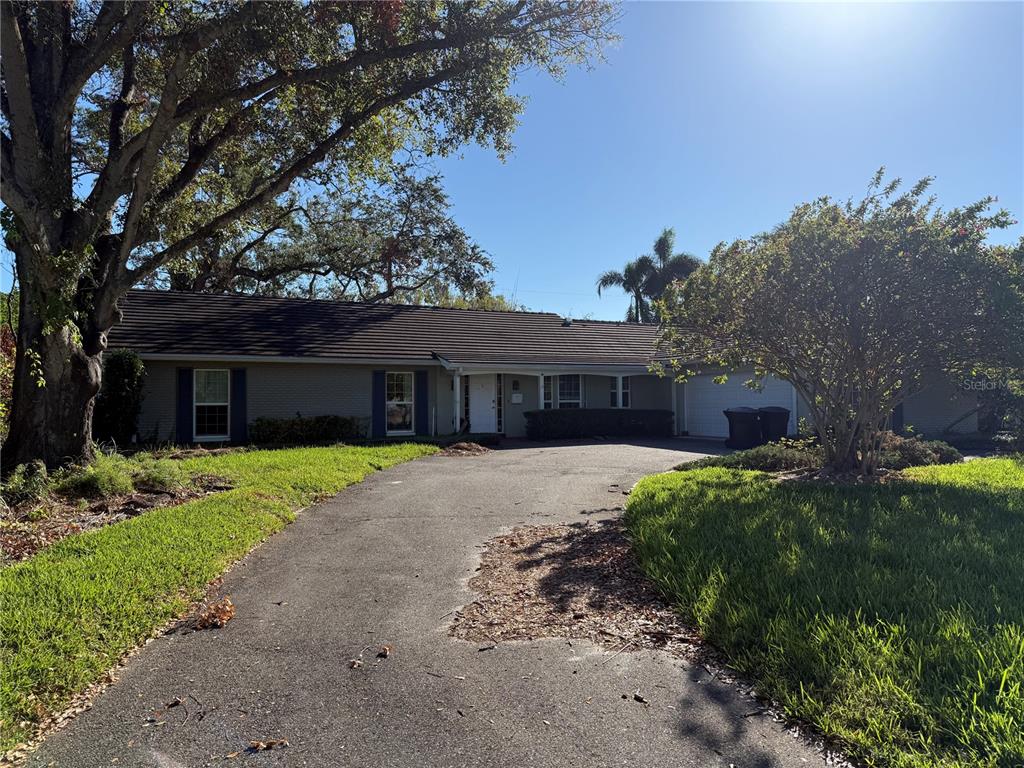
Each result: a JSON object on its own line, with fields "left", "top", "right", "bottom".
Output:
{"left": 537, "top": 374, "right": 545, "bottom": 408}
{"left": 615, "top": 375, "right": 623, "bottom": 408}
{"left": 453, "top": 373, "right": 461, "bottom": 433}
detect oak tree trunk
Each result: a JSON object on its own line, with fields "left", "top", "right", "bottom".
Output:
{"left": 1, "top": 290, "right": 102, "bottom": 471}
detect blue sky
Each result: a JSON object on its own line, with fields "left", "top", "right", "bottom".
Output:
{"left": 3, "top": 2, "right": 1022, "bottom": 319}
{"left": 436, "top": 0, "right": 1024, "bottom": 319}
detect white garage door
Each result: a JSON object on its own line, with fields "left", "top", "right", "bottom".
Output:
{"left": 684, "top": 373, "right": 795, "bottom": 438}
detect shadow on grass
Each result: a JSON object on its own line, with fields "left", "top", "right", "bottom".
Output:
{"left": 625, "top": 460, "right": 1024, "bottom": 767}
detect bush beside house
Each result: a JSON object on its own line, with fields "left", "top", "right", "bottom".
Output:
{"left": 92, "top": 350, "right": 146, "bottom": 447}
{"left": 524, "top": 408, "right": 673, "bottom": 440}
{"left": 247, "top": 414, "right": 369, "bottom": 445}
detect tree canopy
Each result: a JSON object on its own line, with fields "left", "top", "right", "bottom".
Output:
{"left": 0, "top": 0, "right": 617, "bottom": 469}
{"left": 143, "top": 163, "right": 495, "bottom": 302}
{"left": 658, "top": 170, "right": 1023, "bottom": 474}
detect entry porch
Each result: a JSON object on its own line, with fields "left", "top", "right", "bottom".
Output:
{"left": 436, "top": 362, "right": 676, "bottom": 439}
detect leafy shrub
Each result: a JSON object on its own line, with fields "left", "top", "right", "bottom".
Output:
{"left": 686, "top": 433, "right": 962, "bottom": 473}
{"left": 993, "top": 432, "right": 1024, "bottom": 453}
{"left": 248, "top": 414, "right": 367, "bottom": 445}
{"left": 54, "top": 453, "right": 135, "bottom": 498}
{"left": 126, "top": 453, "right": 187, "bottom": 491}
{"left": 682, "top": 438, "right": 821, "bottom": 471}
{"left": 93, "top": 349, "right": 146, "bottom": 447}
{"left": 524, "top": 408, "right": 673, "bottom": 440}
{"left": 1, "top": 460, "right": 49, "bottom": 507}
{"left": 878, "top": 432, "right": 963, "bottom": 470}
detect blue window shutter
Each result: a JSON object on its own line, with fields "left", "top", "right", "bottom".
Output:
{"left": 372, "top": 370, "right": 386, "bottom": 438}
{"left": 415, "top": 370, "right": 429, "bottom": 436}
{"left": 176, "top": 368, "right": 193, "bottom": 445}
{"left": 230, "top": 368, "right": 247, "bottom": 443}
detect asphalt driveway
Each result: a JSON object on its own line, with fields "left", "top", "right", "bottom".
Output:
{"left": 29, "top": 439, "right": 825, "bottom": 768}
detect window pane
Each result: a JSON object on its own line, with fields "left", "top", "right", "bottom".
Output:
{"left": 195, "top": 370, "right": 229, "bottom": 404}
{"left": 560, "top": 401, "right": 581, "bottom": 409}
{"left": 387, "top": 372, "right": 412, "bottom": 401}
{"left": 195, "top": 404, "right": 228, "bottom": 437}
{"left": 387, "top": 403, "right": 413, "bottom": 432}
{"left": 558, "top": 374, "right": 581, "bottom": 400}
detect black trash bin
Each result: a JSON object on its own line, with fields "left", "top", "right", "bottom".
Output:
{"left": 723, "top": 407, "right": 763, "bottom": 449}
{"left": 759, "top": 406, "right": 791, "bottom": 443}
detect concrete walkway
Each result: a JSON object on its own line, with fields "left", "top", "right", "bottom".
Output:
{"left": 29, "top": 440, "right": 825, "bottom": 767}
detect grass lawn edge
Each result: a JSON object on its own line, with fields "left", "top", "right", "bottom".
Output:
{"left": 623, "top": 458, "right": 1024, "bottom": 768}
{"left": 0, "top": 443, "right": 438, "bottom": 755}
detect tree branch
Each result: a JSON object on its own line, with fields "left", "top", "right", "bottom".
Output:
{"left": 107, "top": 41, "right": 136, "bottom": 155}
{"left": 116, "top": 2, "right": 260, "bottom": 264}
{"left": 58, "top": 0, "right": 149, "bottom": 128}
{"left": 0, "top": 5, "right": 44, "bottom": 191}
{"left": 127, "top": 61, "right": 479, "bottom": 287}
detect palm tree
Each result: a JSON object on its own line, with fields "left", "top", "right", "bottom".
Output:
{"left": 595, "top": 228, "right": 702, "bottom": 323}
{"left": 596, "top": 255, "right": 656, "bottom": 323}
{"left": 646, "top": 228, "right": 701, "bottom": 300}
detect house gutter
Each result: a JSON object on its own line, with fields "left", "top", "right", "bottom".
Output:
{"left": 134, "top": 353, "right": 443, "bottom": 367}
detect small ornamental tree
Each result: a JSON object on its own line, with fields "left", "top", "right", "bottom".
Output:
{"left": 658, "top": 171, "right": 1024, "bottom": 474}
{"left": 92, "top": 349, "right": 146, "bottom": 448}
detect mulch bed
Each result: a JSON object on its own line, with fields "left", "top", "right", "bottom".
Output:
{"left": 451, "top": 519, "right": 704, "bottom": 659}
{"left": 439, "top": 442, "right": 491, "bottom": 457}
{"left": 451, "top": 519, "right": 854, "bottom": 767}
{"left": 0, "top": 475, "right": 230, "bottom": 564}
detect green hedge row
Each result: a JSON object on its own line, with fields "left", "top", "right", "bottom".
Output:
{"left": 524, "top": 408, "right": 673, "bottom": 440}
{"left": 248, "top": 414, "right": 368, "bottom": 445}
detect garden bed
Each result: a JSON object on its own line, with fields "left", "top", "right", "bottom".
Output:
{"left": 0, "top": 474, "right": 230, "bottom": 564}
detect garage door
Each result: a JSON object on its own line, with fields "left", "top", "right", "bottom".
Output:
{"left": 684, "top": 373, "right": 795, "bottom": 438}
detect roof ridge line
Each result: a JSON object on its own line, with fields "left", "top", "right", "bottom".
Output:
{"left": 124, "top": 288, "right": 567, "bottom": 319}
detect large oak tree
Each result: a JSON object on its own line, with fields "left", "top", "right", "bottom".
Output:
{"left": 0, "top": 0, "right": 616, "bottom": 469}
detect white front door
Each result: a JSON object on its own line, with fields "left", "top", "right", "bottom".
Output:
{"left": 468, "top": 374, "right": 497, "bottom": 433}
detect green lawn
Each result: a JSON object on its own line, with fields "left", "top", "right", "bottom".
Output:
{"left": 625, "top": 458, "right": 1024, "bottom": 768}
{"left": 0, "top": 443, "right": 436, "bottom": 750}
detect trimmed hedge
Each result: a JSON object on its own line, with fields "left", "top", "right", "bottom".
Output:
{"left": 248, "top": 414, "right": 368, "bottom": 445}
{"left": 524, "top": 408, "right": 673, "bottom": 440}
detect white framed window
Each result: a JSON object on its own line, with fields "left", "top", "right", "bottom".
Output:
{"left": 543, "top": 375, "right": 553, "bottom": 409}
{"left": 610, "top": 376, "right": 631, "bottom": 408}
{"left": 558, "top": 374, "right": 582, "bottom": 409}
{"left": 386, "top": 371, "right": 415, "bottom": 435}
{"left": 194, "top": 369, "right": 230, "bottom": 441}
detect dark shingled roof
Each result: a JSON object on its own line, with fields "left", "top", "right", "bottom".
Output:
{"left": 108, "top": 290, "right": 661, "bottom": 368}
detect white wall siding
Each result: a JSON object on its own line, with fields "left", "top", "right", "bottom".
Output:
{"left": 629, "top": 375, "right": 672, "bottom": 411}
{"left": 246, "top": 363, "right": 372, "bottom": 421}
{"left": 137, "top": 361, "right": 178, "bottom": 443}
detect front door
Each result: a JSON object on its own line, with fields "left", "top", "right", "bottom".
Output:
{"left": 468, "top": 374, "right": 497, "bottom": 433}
